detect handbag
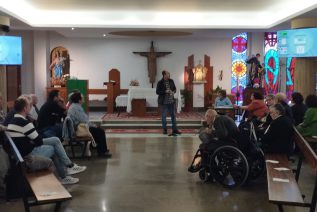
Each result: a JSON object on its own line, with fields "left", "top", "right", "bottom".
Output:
{"left": 75, "top": 123, "right": 97, "bottom": 147}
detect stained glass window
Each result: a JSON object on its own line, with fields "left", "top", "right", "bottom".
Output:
{"left": 264, "top": 32, "right": 279, "bottom": 94}
{"left": 231, "top": 32, "right": 247, "bottom": 103}
{"left": 286, "top": 57, "right": 296, "bottom": 99}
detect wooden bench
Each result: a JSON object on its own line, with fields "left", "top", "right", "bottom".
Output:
{"left": 265, "top": 127, "right": 317, "bottom": 212}
{"left": 304, "top": 136, "right": 317, "bottom": 153}
{"left": 5, "top": 132, "right": 72, "bottom": 212}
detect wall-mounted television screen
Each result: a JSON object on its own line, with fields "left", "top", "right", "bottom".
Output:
{"left": 0, "top": 36, "right": 22, "bottom": 65}
{"left": 277, "top": 28, "right": 317, "bottom": 58}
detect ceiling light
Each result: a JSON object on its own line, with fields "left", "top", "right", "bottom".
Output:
{"left": 71, "top": 27, "right": 75, "bottom": 30}
{"left": 103, "top": 34, "right": 106, "bottom": 37}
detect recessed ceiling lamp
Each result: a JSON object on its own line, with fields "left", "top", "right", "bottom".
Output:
{"left": 71, "top": 27, "right": 75, "bottom": 30}
{"left": 103, "top": 34, "right": 107, "bottom": 37}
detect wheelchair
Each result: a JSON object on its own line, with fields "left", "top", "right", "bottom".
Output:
{"left": 190, "top": 120, "right": 266, "bottom": 188}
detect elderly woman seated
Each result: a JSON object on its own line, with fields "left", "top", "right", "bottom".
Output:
{"left": 214, "top": 90, "right": 233, "bottom": 107}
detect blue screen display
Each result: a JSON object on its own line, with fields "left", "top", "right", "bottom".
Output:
{"left": 277, "top": 28, "right": 317, "bottom": 58}
{"left": 0, "top": 36, "right": 22, "bottom": 65}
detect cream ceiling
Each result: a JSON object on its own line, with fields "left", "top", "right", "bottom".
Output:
{"left": 0, "top": 0, "right": 317, "bottom": 38}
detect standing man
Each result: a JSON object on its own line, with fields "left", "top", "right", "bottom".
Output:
{"left": 156, "top": 70, "right": 181, "bottom": 135}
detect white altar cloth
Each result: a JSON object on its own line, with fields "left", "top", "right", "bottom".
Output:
{"left": 124, "top": 87, "right": 181, "bottom": 113}
{"left": 115, "top": 95, "right": 128, "bottom": 107}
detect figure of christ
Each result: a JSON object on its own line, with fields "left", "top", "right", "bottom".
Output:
{"left": 133, "top": 41, "right": 172, "bottom": 87}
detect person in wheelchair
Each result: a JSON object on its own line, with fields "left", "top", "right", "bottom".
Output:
{"left": 188, "top": 109, "right": 239, "bottom": 173}
{"left": 261, "top": 103, "right": 294, "bottom": 155}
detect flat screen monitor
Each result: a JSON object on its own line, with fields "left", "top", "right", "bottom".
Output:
{"left": 0, "top": 36, "right": 22, "bottom": 65}
{"left": 277, "top": 28, "right": 317, "bottom": 58}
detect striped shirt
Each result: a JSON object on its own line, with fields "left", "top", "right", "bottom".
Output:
{"left": 164, "top": 80, "right": 174, "bottom": 104}
{"left": 7, "top": 114, "right": 43, "bottom": 157}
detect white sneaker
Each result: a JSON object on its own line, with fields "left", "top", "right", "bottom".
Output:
{"left": 61, "top": 176, "right": 79, "bottom": 185}
{"left": 67, "top": 164, "right": 87, "bottom": 175}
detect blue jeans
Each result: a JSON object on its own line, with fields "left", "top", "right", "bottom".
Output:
{"left": 30, "top": 137, "right": 72, "bottom": 178}
{"left": 40, "top": 123, "right": 63, "bottom": 138}
{"left": 160, "top": 103, "right": 177, "bottom": 131}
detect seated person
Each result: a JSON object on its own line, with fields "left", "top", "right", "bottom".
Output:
{"left": 28, "top": 94, "right": 40, "bottom": 127}
{"left": 37, "top": 90, "right": 66, "bottom": 138}
{"left": 297, "top": 94, "right": 317, "bottom": 137}
{"left": 7, "top": 96, "right": 86, "bottom": 185}
{"left": 67, "top": 91, "right": 112, "bottom": 157}
{"left": 261, "top": 104, "right": 294, "bottom": 155}
{"left": 215, "top": 90, "right": 233, "bottom": 107}
{"left": 275, "top": 92, "right": 294, "bottom": 122}
{"left": 237, "top": 92, "right": 268, "bottom": 122}
{"left": 188, "top": 109, "right": 239, "bottom": 172}
{"left": 291, "top": 92, "right": 307, "bottom": 126}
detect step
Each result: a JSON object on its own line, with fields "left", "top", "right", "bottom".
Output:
{"left": 100, "top": 123, "right": 202, "bottom": 129}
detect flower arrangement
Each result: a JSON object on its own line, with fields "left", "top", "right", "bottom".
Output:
{"left": 129, "top": 79, "right": 140, "bottom": 86}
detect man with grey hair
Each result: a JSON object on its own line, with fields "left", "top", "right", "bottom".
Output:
{"left": 188, "top": 109, "right": 239, "bottom": 172}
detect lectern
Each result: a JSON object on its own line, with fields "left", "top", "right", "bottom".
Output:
{"left": 104, "top": 81, "right": 116, "bottom": 113}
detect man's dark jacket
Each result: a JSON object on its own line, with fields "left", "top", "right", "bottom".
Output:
{"left": 262, "top": 115, "right": 294, "bottom": 155}
{"left": 156, "top": 78, "right": 176, "bottom": 105}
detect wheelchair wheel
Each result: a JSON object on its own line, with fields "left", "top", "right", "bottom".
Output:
{"left": 247, "top": 148, "right": 265, "bottom": 180}
{"left": 209, "top": 145, "right": 249, "bottom": 188}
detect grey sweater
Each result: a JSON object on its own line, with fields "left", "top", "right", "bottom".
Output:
{"left": 67, "top": 103, "right": 91, "bottom": 129}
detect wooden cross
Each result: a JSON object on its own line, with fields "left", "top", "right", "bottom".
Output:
{"left": 133, "top": 41, "right": 172, "bottom": 87}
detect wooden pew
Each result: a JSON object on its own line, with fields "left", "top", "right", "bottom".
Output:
{"left": 5, "top": 132, "right": 72, "bottom": 212}
{"left": 265, "top": 127, "right": 317, "bottom": 212}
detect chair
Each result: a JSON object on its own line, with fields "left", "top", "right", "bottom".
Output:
{"left": 62, "top": 116, "right": 91, "bottom": 158}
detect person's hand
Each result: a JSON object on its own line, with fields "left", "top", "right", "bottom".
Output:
{"left": 206, "top": 127, "right": 212, "bottom": 134}
{"left": 233, "top": 104, "right": 239, "bottom": 109}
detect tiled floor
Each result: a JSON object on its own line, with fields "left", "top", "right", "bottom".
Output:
{"left": 0, "top": 135, "right": 314, "bottom": 212}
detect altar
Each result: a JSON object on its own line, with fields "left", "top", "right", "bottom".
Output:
{"left": 116, "top": 87, "right": 182, "bottom": 114}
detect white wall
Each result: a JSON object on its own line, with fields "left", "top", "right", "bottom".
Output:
{"left": 14, "top": 30, "right": 265, "bottom": 103}
{"left": 48, "top": 36, "right": 233, "bottom": 91}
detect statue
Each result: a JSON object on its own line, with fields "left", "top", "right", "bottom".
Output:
{"left": 246, "top": 53, "right": 263, "bottom": 88}
{"left": 192, "top": 63, "right": 207, "bottom": 82}
{"left": 49, "top": 47, "right": 70, "bottom": 87}
{"left": 133, "top": 41, "right": 172, "bottom": 87}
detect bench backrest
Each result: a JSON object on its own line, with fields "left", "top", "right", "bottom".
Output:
{"left": 4, "top": 131, "right": 26, "bottom": 171}
{"left": 293, "top": 127, "right": 317, "bottom": 174}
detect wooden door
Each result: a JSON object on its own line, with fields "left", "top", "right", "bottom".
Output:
{"left": 6, "top": 65, "right": 21, "bottom": 101}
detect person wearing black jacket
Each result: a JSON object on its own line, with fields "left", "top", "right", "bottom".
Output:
{"left": 37, "top": 90, "right": 66, "bottom": 138}
{"left": 156, "top": 70, "right": 181, "bottom": 135}
{"left": 291, "top": 92, "right": 307, "bottom": 126}
{"left": 261, "top": 104, "right": 294, "bottom": 155}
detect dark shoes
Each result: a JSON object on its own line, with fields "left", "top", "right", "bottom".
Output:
{"left": 163, "top": 129, "right": 167, "bottom": 134}
{"left": 188, "top": 164, "right": 202, "bottom": 173}
{"left": 172, "top": 130, "right": 182, "bottom": 135}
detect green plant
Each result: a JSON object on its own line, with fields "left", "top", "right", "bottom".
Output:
{"left": 182, "top": 89, "right": 192, "bottom": 104}
{"left": 214, "top": 85, "right": 222, "bottom": 93}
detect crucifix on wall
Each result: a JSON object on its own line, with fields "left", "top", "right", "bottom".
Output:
{"left": 133, "top": 41, "right": 172, "bottom": 87}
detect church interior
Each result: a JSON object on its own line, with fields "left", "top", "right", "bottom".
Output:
{"left": 1, "top": 1, "right": 317, "bottom": 211}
